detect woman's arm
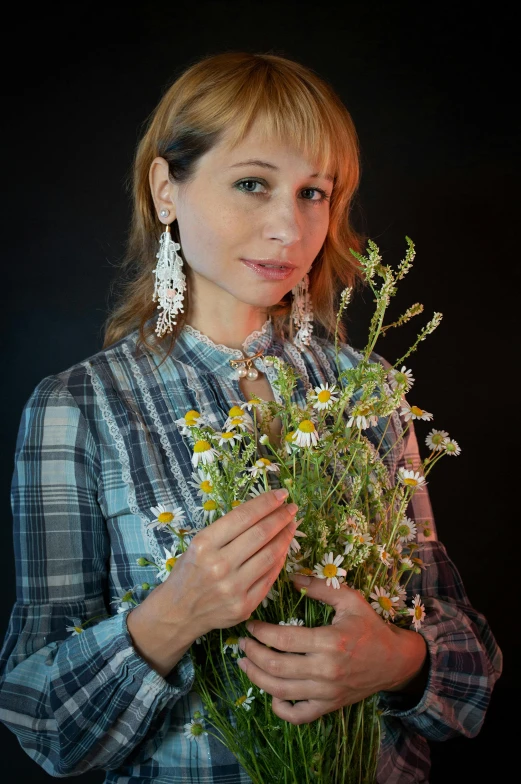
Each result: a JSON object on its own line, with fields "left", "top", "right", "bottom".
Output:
{"left": 0, "top": 376, "right": 194, "bottom": 776}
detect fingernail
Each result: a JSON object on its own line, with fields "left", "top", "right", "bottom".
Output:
{"left": 274, "top": 488, "right": 289, "bottom": 500}
{"left": 238, "top": 637, "right": 246, "bottom": 651}
{"left": 287, "top": 503, "right": 299, "bottom": 516}
{"left": 246, "top": 621, "right": 254, "bottom": 633}
{"left": 237, "top": 657, "right": 246, "bottom": 670}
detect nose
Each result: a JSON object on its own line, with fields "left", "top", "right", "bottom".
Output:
{"left": 263, "top": 193, "right": 303, "bottom": 246}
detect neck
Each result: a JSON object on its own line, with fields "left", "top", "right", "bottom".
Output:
{"left": 186, "top": 273, "right": 269, "bottom": 350}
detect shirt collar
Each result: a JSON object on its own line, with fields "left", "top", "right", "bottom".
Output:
{"left": 146, "top": 315, "right": 281, "bottom": 379}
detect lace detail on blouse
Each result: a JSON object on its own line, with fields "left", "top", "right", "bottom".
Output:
{"left": 310, "top": 338, "right": 338, "bottom": 387}
{"left": 122, "top": 344, "right": 203, "bottom": 525}
{"left": 284, "top": 343, "right": 313, "bottom": 394}
{"left": 82, "top": 360, "right": 163, "bottom": 565}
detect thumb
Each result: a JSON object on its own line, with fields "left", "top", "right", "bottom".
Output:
{"left": 289, "top": 573, "right": 357, "bottom": 612}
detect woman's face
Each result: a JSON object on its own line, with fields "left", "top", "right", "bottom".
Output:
{"left": 150, "top": 117, "right": 334, "bottom": 314}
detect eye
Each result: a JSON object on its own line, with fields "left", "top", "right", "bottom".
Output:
{"left": 234, "top": 179, "right": 330, "bottom": 205}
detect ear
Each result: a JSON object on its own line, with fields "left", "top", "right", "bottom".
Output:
{"left": 149, "top": 157, "right": 177, "bottom": 222}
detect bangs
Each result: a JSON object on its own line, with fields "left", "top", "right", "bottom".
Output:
{"left": 215, "top": 66, "right": 340, "bottom": 183}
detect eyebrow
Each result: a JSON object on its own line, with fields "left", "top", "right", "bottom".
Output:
{"left": 229, "top": 159, "right": 335, "bottom": 183}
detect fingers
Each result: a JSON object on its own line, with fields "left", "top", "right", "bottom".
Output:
{"left": 237, "top": 513, "right": 299, "bottom": 584}
{"left": 239, "top": 636, "right": 320, "bottom": 681}
{"left": 228, "top": 501, "right": 299, "bottom": 564}
{"left": 246, "top": 619, "right": 327, "bottom": 655}
{"left": 201, "top": 488, "right": 290, "bottom": 548}
{"left": 237, "top": 655, "right": 335, "bottom": 702}
{"left": 271, "top": 696, "right": 336, "bottom": 725}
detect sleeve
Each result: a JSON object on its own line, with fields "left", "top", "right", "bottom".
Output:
{"left": 0, "top": 375, "right": 195, "bottom": 776}
{"left": 378, "top": 419, "right": 503, "bottom": 740}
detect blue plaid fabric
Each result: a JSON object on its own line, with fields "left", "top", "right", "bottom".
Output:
{"left": 0, "top": 317, "right": 502, "bottom": 783}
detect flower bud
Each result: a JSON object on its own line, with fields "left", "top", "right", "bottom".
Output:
{"left": 136, "top": 557, "right": 148, "bottom": 566}
{"left": 141, "top": 583, "right": 151, "bottom": 591}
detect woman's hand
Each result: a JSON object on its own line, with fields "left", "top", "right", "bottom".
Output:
{"left": 127, "top": 489, "right": 299, "bottom": 676}
{"left": 237, "top": 573, "right": 428, "bottom": 724}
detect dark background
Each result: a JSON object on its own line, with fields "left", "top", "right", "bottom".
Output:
{"left": 1, "top": 1, "right": 518, "bottom": 781}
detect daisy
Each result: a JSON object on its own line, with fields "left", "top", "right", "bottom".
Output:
{"left": 377, "top": 545, "right": 393, "bottom": 567}
{"left": 175, "top": 410, "right": 204, "bottom": 435}
{"left": 346, "top": 401, "right": 379, "bottom": 430}
{"left": 289, "top": 527, "right": 306, "bottom": 554}
{"left": 148, "top": 503, "right": 186, "bottom": 529}
{"left": 157, "top": 544, "right": 182, "bottom": 582}
{"left": 248, "top": 483, "right": 265, "bottom": 498}
{"left": 313, "top": 552, "right": 347, "bottom": 589}
{"left": 400, "top": 401, "right": 433, "bottom": 422}
{"left": 235, "top": 687, "right": 255, "bottom": 710}
{"left": 408, "top": 594, "right": 426, "bottom": 631}
{"left": 216, "top": 430, "right": 242, "bottom": 448}
{"left": 183, "top": 718, "right": 207, "bottom": 741}
{"left": 397, "top": 468, "right": 427, "bottom": 488}
{"left": 443, "top": 438, "right": 461, "bottom": 456}
{"left": 310, "top": 383, "right": 339, "bottom": 411}
{"left": 285, "top": 548, "right": 312, "bottom": 574}
{"left": 188, "top": 469, "right": 214, "bottom": 497}
{"left": 110, "top": 590, "right": 136, "bottom": 613}
{"left": 279, "top": 618, "right": 304, "bottom": 626}
{"left": 399, "top": 556, "right": 414, "bottom": 570}
{"left": 259, "top": 433, "right": 270, "bottom": 445}
{"left": 388, "top": 366, "right": 415, "bottom": 392}
{"left": 284, "top": 431, "right": 298, "bottom": 455}
{"left": 369, "top": 586, "right": 399, "bottom": 620}
{"left": 201, "top": 498, "right": 219, "bottom": 523}
{"left": 191, "top": 440, "right": 218, "bottom": 468}
{"left": 249, "top": 458, "right": 280, "bottom": 478}
{"left": 425, "top": 428, "right": 449, "bottom": 452}
{"left": 224, "top": 406, "right": 254, "bottom": 432}
{"left": 395, "top": 583, "right": 408, "bottom": 608}
{"left": 65, "top": 621, "right": 84, "bottom": 636}
{"left": 292, "top": 420, "right": 320, "bottom": 448}
{"left": 240, "top": 397, "right": 262, "bottom": 411}
{"left": 261, "top": 585, "right": 279, "bottom": 608}
{"left": 397, "top": 517, "right": 417, "bottom": 543}
{"left": 222, "top": 635, "right": 240, "bottom": 655}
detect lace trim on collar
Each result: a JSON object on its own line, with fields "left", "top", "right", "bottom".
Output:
{"left": 183, "top": 318, "right": 271, "bottom": 357}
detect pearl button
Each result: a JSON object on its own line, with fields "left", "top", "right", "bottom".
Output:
{"left": 246, "top": 367, "right": 259, "bottom": 380}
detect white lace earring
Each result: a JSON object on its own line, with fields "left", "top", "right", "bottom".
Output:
{"left": 291, "top": 270, "right": 314, "bottom": 350}
{"left": 152, "top": 212, "right": 187, "bottom": 338}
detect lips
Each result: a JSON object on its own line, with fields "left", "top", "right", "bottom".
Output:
{"left": 240, "top": 259, "right": 296, "bottom": 281}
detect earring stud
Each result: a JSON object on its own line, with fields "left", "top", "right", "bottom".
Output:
{"left": 160, "top": 209, "right": 169, "bottom": 218}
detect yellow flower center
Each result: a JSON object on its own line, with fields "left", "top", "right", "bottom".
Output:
{"left": 166, "top": 556, "right": 177, "bottom": 571}
{"left": 380, "top": 551, "right": 390, "bottom": 561}
{"left": 259, "top": 458, "right": 272, "bottom": 466}
{"left": 228, "top": 406, "right": 243, "bottom": 417}
{"left": 248, "top": 397, "right": 261, "bottom": 405}
{"left": 414, "top": 605, "right": 423, "bottom": 620}
{"left": 394, "top": 372, "right": 406, "bottom": 385}
{"left": 184, "top": 410, "right": 200, "bottom": 423}
{"left": 225, "top": 636, "right": 239, "bottom": 646}
{"left": 230, "top": 416, "right": 243, "bottom": 426}
{"left": 175, "top": 528, "right": 191, "bottom": 536}
{"left": 297, "top": 567, "right": 314, "bottom": 576}
{"left": 74, "top": 626, "right": 83, "bottom": 634}
{"left": 235, "top": 694, "right": 247, "bottom": 706}
{"left": 403, "top": 477, "right": 419, "bottom": 487}
{"left": 397, "top": 524, "right": 410, "bottom": 538}
{"left": 317, "top": 389, "right": 331, "bottom": 403}
{"left": 221, "top": 431, "right": 235, "bottom": 440}
{"left": 203, "top": 499, "right": 217, "bottom": 511}
{"left": 191, "top": 722, "right": 204, "bottom": 736}
{"left": 194, "top": 440, "right": 211, "bottom": 453}
{"left": 298, "top": 420, "right": 316, "bottom": 433}
{"left": 200, "top": 480, "right": 213, "bottom": 493}
{"left": 445, "top": 442, "right": 456, "bottom": 452}
{"left": 121, "top": 591, "right": 133, "bottom": 602}
{"left": 410, "top": 406, "right": 424, "bottom": 416}
{"left": 378, "top": 596, "right": 392, "bottom": 611}
{"left": 323, "top": 563, "right": 338, "bottom": 578}
{"left": 355, "top": 402, "right": 372, "bottom": 416}
{"left": 157, "top": 511, "right": 174, "bottom": 523}
{"left": 285, "top": 431, "right": 296, "bottom": 442}
{"left": 431, "top": 433, "right": 444, "bottom": 444}
{"left": 231, "top": 500, "right": 241, "bottom": 507}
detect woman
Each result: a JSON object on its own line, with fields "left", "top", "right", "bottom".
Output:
{"left": 0, "top": 51, "right": 502, "bottom": 783}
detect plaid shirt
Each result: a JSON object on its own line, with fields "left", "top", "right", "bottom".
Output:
{"left": 0, "top": 318, "right": 502, "bottom": 783}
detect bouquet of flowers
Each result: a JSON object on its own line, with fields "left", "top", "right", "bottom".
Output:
{"left": 106, "top": 238, "right": 460, "bottom": 783}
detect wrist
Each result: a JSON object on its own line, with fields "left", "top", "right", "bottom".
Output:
{"left": 126, "top": 580, "right": 199, "bottom": 678}
{"left": 384, "top": 625, "right": 429, "bottom": 695}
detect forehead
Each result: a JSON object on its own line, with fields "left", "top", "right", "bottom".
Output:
{"left": 205, "top": 116, "right": 335, "bottom": 180}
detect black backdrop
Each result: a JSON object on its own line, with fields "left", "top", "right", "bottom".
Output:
{"left": 1, "top": 2, "right": 518, "bottom": 781}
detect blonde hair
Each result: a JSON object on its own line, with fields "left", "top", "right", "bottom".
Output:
{"left": 103, "top": 50, "right": 365, "bottom": 357}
